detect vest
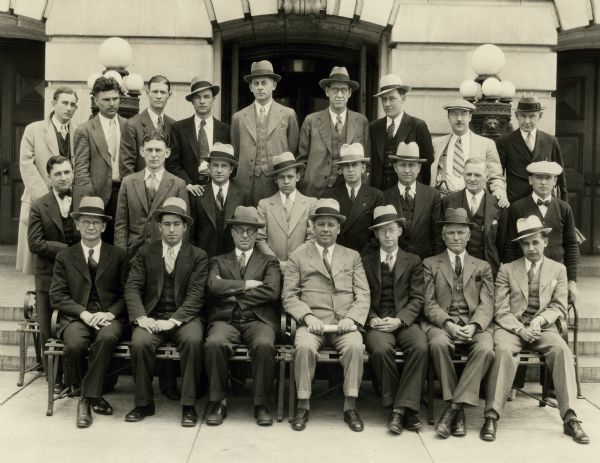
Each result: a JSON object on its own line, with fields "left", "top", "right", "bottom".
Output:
{"left": 254, "top": 107, "right": 270, "bottom": 176}
{"left": 466, "top": 195, "right": 485, "bottom": 260}
{"left": 52, "top": 123, "right": 70, "bottom": 160}
{"left": 378, "top": 261, "right": 395, "bottom": 318}
{"left": 215, "top": 195, "right": 226, "bottom": 255}
{"left": 523, "top": 266, "right": 541, "bottom": 323}
{"left": 329, "top": 116, "right": 348, "bottom": 187}
{"left": 449, "top": 269, "right": 470, "bottom": 324}
{"left": 397, "top": 186, "right": 414, "bottom": 224}
{"left": 154, "top": 261, "right": 177, "bottom": 319}
{"left": 86, "top": 263, "right": 101, "bottom": 313}
{"left": 145, "top": 182, "right": 156, "bottom": 207}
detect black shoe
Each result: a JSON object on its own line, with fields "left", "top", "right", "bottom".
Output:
{"left": 564, "top": 419, "right": 590, "bottom": 444}
{"left": 343, "top": 409, "right": 364, "bottom": 432}
{"left": 451, "top": 408, "right": 466, "bottom": 437}
{"left": 254, "top": 405, "right": 273, "bottom": 426}
{"left": 435, "top": 405, "right": 456, "bottom": 439}
{"left": 387, "top": 409, "right": 404, "bottom": 435}
{"left": 125, "top": 403, "right": 156, "bottom": 422}
{"left": 91, "top": 397, "right": 113, "bottom": 416}
{"left": 181, "top": 406, "right": 198, "bottom": 427}
{"left": 53, "top": 381, "right": 67, "bottom": 395}
{"left": 480, "top": 417, "right": 497, "bottom": 442}
{"left": 76, "top": 398, "right": 92, "bottom": 428}
{"left": 291, "top": 408, "right": 309, "bottom": 431}
{"left": 403, "top": 409, "right": 422, "bottom": 432}
{"left": 205, "top": 401, "right": 227, "bottom": 426}
{"left": 164, "top": 387, "right": 181, "bottom": 401}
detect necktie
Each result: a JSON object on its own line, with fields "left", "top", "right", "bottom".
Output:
{"left": 470, "top": 195, "right": 478, "bottom": 215}
{"left": 386, "top": 119, "right": 395, "bottom": 143}
{"left": 536, "top": 198, "right": 550, "bottom": 207}
{"left": 386, "top": 253, "right": 394, "bottom": 272}
{"left": 238, "top": 252, "right": 246, "bottom": 276}
{"left": 350, "top": 188, "right": 356, "bottom": 202}
{"left": 258, "top": 106, "right": 266, "bottom": 125}
{"left": 335, "top": 115, "right": 343, "bottom": 134}
{"left": 216, "top": 187, "right": 224, "bottom": 211}
{"left": 88, "top": 248, "right": 98, "bottom": 272}
{"left": 107, "top": 119, "right": 118, "bottom": 160}
{"left": 528, "top": 261, "right": 536, "bottom": 284}
{"left": 454, "top": 254, "right": 462, "bottom": 277}
{"left": 165, "top": 246, "right": 175, "bottom": 274}
{"left": 404, "top": 186, "right": 413, "bottom": 207}
{"left": 197, "top": 119, "right": 209, "bottom": 161}
{"left": 157, "top": 115, "right": 164, "bottom": 133}
{"left": 526, "top": 132, "right": 535, "bottom": 152}
{"left": 58, "top": 189, "right": 72, "bottom": 199}
{"left": 322, "top": 247, "right": 332, "bottom": 275}
{"left": 60, "top": 124, "right": 68, "bottom": 140}
{"left": 452, "top": 136, "right": 464, "bottom": 177}
{"left": 147, "top": 173, "right": 157, "bottom": 203}
{"left": 284, "top": 194, "right": 292, "bottom": 221}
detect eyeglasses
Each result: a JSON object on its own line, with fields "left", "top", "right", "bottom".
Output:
{"left": 80, "top": 219, "right": 103, "bottom": 228}
{"left": 232, "top": 226, "right": 257, "bottom": 236}
{"left": 328, "top": 87, "right": 350, "bottom": 96}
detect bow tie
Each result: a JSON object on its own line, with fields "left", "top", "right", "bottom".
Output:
{"left": 536, "top": 199, "right": 550, "bottom": 207}
{"left": 58, "top": 189, "right": 72, "bottom": 199}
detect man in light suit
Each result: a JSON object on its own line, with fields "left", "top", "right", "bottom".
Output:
{"left": 431, "top": 99, "right": 508, "bottom": 208}
{"left": 119, "top": 75, "right": 175, "bottom": 178}
{"left": 18, "top": 87, "right": 78, "bottom": 273}
{"left": 481, "top": 216, "right": 589, "bottom": 444}
{"left": 283, "top": 198, "right": 370, "bottom": 432}
{"left": 231, "top": 60, "right": 299, "bottom": 206}
{"left": 298, "top": 66, "right": 370, "bottom": 198}
{"left": 423, "top": 208, "right": 495, "bottom": 439}
{"left": 73, "top": 76, "right": 127, "bottom": 244}
{"left": 256, "top": 152, "right": 317, "bottom": 272}
{"left": 204, "top": 206, "right": 281, "bottom": 426}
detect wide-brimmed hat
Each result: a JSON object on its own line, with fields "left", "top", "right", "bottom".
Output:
{"left": 512, "top": 215, "right": 552, "bottom": 242}
{"left": 319, "top": 66, "right": 359, "bottom": 91}
{"left": 443, "top": 98, "right": 476, "bottom": 112}
{"left": 268, "top": 152, "right": 304, "bottom": 177}
{"left": 388, "top": 141, "right": 426, "bottom": 163}
{"left": 309, "top": 198, "right": 346, "bottom": 224}
{"left": 526, "top": 161, "right": 563, "bottom": 176}
{"left": 226, "top": 206, "right": 265, "bottom": 228}
{"left": 152, "top": 197, "right": 194, "bottom": 225}
{"left": 437, "top": 208, "right": 474, "bottom": 227}
{"left": 374, "top": 74, "right": 411, "bottom": 97}
{"left": 334, "top": 143, "right": 370, "bottom": 165}
{"left": 185, "top": 76, "right": 220, "bottom": 101}
{"left": 71, "top": 196, "right": 112, "bottom": 221}
{"left": 243, "top": 60, "right": 281, "bottom": 84}
{"left": 203, "top": 142, "right": 238, "bottom": 167}
{"left": 369, "top": 205, "right": 406, "bottom": 230}
{"left": 515, "top": 94, "right": 545, "bottom": 113}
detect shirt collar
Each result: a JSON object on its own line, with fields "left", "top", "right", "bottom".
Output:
{"left": 144, "top": 167, "right": 164, "bottom": 182}
{"left": 532, "top": 192, "right": 551, "bottom": 204}
{"left": 255, "top": 100, "right": 273, "bottom": 115}
{"left": 329, "top": 108, "right": 347, "bottom": 125}
{"left": 51, "top": 113, "right": 68, "bottom": 132}
{"left": 81, "top": 241, "right": 102, "bottom": 262}
{"left": 380, "top": 247, "right": 398, "bottom": 262}
{"left": 452, "top": 130, "right": 470, "bottom": 142}
{"left": 147, "top": 108, "right": 164, "bottom": 127}
{"left": 280, "top": 190, "right": 296, "bottom": 204}
{"left": 212, "top": 181, "right": 229, "bottom": 197}
{"left": 525, "top": 256, "right": 543, "bottom": 272}
{"left": 235, "top": 247, "right": 254, "bottom": 261}
{"left": 521, "top": 128, "right": 537, "bottom": 141}
{"left": 346, "top": 182, "right": 361, "bottom": 196}
{"left": 466, "top": 189, "right": 485, "bottom": 203}
{"left": 397, "top": 181, "right": 416, "bottom": 196}
{"left": 315, "top": 242, "right": 335, "bottom": 258}
{"left": 386, "top": 113, "right": 403, "bottom": 129}
{"left": 98, "top": 112, "right": 117, "bottom": 127}
{"left": 162, "top": 240, "right": 182, "bottom": 257}
{"left": 194, "top": 114, "right": 213, "bottom": 130}
{"left": 447, "top": 249, "right": 466, "bottom": 265}
{"left": 52, "top": 188, "right": 71, "bottom": 203}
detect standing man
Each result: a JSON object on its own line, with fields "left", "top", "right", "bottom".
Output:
{"left": 18, "top": 87, "right": 78, "bottom": 273}
{"left": 496, "top": 95, "right": 567, "bottom": 203}
{"left": 430, "top": 99, "right": 508, "bottom": 208}
{"left": 124, "top": 197, "right": 208, "bottom": 427}
{"left": 369, "top": 74, "right": 434, "bottom": 189}
{"left": 73, "top": 76, "right": 127, "bottom": 244}
{"left": 283, "top": 198, "right": 370, "bottom": 432}
{"left": 204, "top": 206, "right": 281, "bottom": 426}
{"left": 50, "top": 196, "right": 127, "bottom": 428}
{"left": 231, "top": 60, "right": 299, "bottom": 206}
{"left": 119, "top": 75, "right": 175, "bottom": 178}
{"left": 298, "top": 66, "right": 370, "bottom": 198}
{"left": 167, "top": 78, "right": 230, "bottom": 197}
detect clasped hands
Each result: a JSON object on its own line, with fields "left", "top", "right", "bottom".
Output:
{"left": 443, "top": 320, "right": 477, "bottom": 343}
{"left": 518, "top": 316, "right": 545, "bottom": 344}
{"left": 137, "top": 316, "right": 177, "bottom": 334}
{"left": 304, "top": 314, "right": 356, "bottom": 335}
{"left": 369, "top": 317, "right": 404, "bottom": 332}
{"left": 80, "top": 311, "right": 114, "bottom": 331}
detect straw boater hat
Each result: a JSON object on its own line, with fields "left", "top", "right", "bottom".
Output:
{"left": 71, "top": 196, "right": 112, "bottom": 221}
{"left": 368, "top": 205, "right": 406, "bottom": 230}
{"left": 511, "top": 215, "right": 552, "bottom": 242}
{"left": 308, "top": 198, "right": 346, "bottom": 224}
{"left": 243, "top": 60, "right": 281, "bottom": 83}
{"left": 374, "top": 74, "right": 411, "bottom": 98}
{"left": 334, "top": 143, "right": 370, "bottom": 165}
{"left": 203, "top": 142, "right": 238, "bottom": 167}
{"left": 152, "top": 197, "right": 194, "bottom": 225}
{"left": 319, "top": 66, "right": 359, "bottom": 91}
{"left": 388, "top": 141, "right": 426, "bottom": 163}
{"left": 526, "top": 161, "right": 563, "bottom": 176}
{"left": 185, "top": 76, "right": 220, "bottom": 101}
{"left": 515, "top": 94, "right": 545, "bottom": 113}
{"left": 437, "top": 208, "right": 474, "bottom": 227}
{"left": 226, "top": 206, "right": 265, "bottom": 228}
{"left": 268, "top": 152, "right": 304, "bottom": 176}
{"left": 443, "top": 98, "right": 477, "bottom": 112}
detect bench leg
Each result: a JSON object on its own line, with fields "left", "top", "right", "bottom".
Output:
{"left": 277, "top": 358, "right": 284, "bottom": 423}
{"left": 17, "top": 329, "right": 26, "bottom": 387}
{"left": 288, "top": 357, "right": 295, "bottom": 422}
{"left": 46, "top": 353, "right": 55, "bottom": 416}
{"left": 427, "top": 362, "right": 435, "bottom": 425}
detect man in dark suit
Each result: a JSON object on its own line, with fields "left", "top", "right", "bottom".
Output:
{"left": 119, "top": 75, "right": 175, "bottom": 178}
{"left": 124, "top": 197, "right": 208, "bottom": 427}
{"left": 204, "top": 206, "right": 281, "bottom": 426}
{"left": 167, "top": 78, "right": 230, "bottom": 198}
{"left": 323, "top": 143, "right": 384, "bottom": 252}
{"left": 369, "top": 74, "right": 434, "bottom": 189}
{"left": 362, "top": 205, "right": 428, "bottom": 435}
{"left": 496, "top": 95, "right": 567, "bottom": 203}
{"left": 384, "top": 142, "right": 444, "bottom": 259}
{"left": 49, "top": 196, "right": 127, "bottom": 428}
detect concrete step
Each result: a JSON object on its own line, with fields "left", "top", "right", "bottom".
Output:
{"left": 0, "top": 306, "right": 25, "bottom": 322}
{"left": 0, "top": 245, "right": 16, "bottom": 266}
{"left": 580, "top": 256, "right": 600, "bottom": 277}
{"left": 0, "top": 344, "right": 39, "bottom": 371}
{"left": 577, "top": 355, "right": 600, "bottom": 382}
{"left": 0, "top": 320, "right": 30, "bottom": 345}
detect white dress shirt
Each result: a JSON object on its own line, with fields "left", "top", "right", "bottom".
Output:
{"left": 447, "top": 249, "right": 466, "bottom": 273}
{"left": 98, "top": 113, "right": 121, "bottom": 181}
{"left": 255, "top": 100, "right": 273, "bottom": 119}
{"left": 144, "top": 167, "right": 164, "bottom": 189}
{"left": 386, "top": 113, "right": 403, "bottom": 137}
{"left": 51, "top": 114, "right": 69, "bottom": 137}
{"left": 329, "top": 108, "right": 347, "bottom": 127}
{"left": 532, "top": 192, "right": 551, "bottom": 218}
{"left": 81, "top": 241, "right": 102, "bottom": 264}
{"left": 443, "top": 131, "right": 472, "bottom": 191}
{"left": 346, "top": 182, "right": 361, "bottom": 199}
{"left": 194, "top": 114, "right": 214, "bottom": 149}
{"left": 525, "top": 256, "right": 543, "bottom": 274}
{"left": 315, "top": 243, "right": 335, "bottom": 267}
{"left": 162, "top": 240, "right": 182, "bottom": 259}
{"left": 397, "top": 181, "right": 417, "bottom": 198}
{"left": 52, "top": 189, "right": 72, "bottom": 218}
{"left": 148, "top": 108, "right": 166, "bottom": 129}
{"left": 380, "top": 248, "right": 398, "bottom": 268}
{"left": 235, "top": 247, "right": 254, "bottom": 263}
{"left": 212, "top": 181, "right": 229, "bottom": 205}
{"left": 521, "top": 128, "right": 537, "bottom": 150}
{"left": 466, "top": 189, "right": 485, "bottom": 214}
{"left": 280, "top": 189, "right": 297, "bottom": 206}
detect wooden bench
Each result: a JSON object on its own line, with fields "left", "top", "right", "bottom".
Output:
{"left": 16, "top": 291, "right": 43, "bottom": 386}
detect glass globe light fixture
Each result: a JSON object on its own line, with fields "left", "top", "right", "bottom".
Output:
{"left": 123, "top": 73, "right": 144, "bottom": 94}
{"left": 499, "top": 81, "right": 516, "bottom": 99}
{"left": 471, "top": 44, "right": 505, "bottom": 76}
{"left": 99, "top": 37, "right": 133, "bottom": 70}
{"left": 481, "top": 77, "right": 502, "bottom": 98}
{"left": 87, "top": 72, "right": 103, "bottom": 89}
{"left": 103, "top": 70, "right": 124, "bottom": 89}
{"left": 459, "top": 80, "right": 480, "bottom": 99}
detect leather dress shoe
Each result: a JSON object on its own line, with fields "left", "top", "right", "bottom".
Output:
{"left": 76, "top": 398, "right": 93, "bottom": 428}
{"left": 451, "top": 408, "right": 466, "bottom": 437}
{"left": 291, "top": 408, "right": 309, "bottom": 431}
{"left": 205, "top": 402, "right": 227, "bottom": 426}
{"left": 91, "top": 397, "right": 113, "bottom": 415}
{"left": 53, "top": 381, "right": 67, "bottom": 395}
{"left": 435, "top": 405, "right": 456, "bottom": 439}
{"left": 125, "top": 403, "right": 155, "bottom": 422}
{"left": 387, "top": 409, "right": 404, "bottom": 435}
{"left": 479, "top": 417, "right": 497, "bottom": 442}
{"left": 564, "top": 419, "right": 590, "bottom": 444}
{"left": 181, "top": 406, "right": 198, "bottom": 427}
{"left": 403, "top": 410, "right": 422, "bottom": 432}
{"left": 254, "top": 405, "right": 273, "bottom": 426}
{"left": 163, "top": 387, "right": 181, "bottom": 401}
{"left": 344, "top": 409, "right": 364, "bottom": 432}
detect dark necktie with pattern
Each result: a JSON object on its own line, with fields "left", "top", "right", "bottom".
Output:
{"left": 350, "top": 187, "right": 356, "bottom": 202}
{"left": 216, "top": 187, "right": 224, "bottom": 211}
{"left": 197, "top": 119, "right": 209, "bottom": 161}
{"left": 88, "top": 248, "right": 98, "bottom": 272}
{"left": 454, "top": 254, "right": 462, "bottom": 277}
{"left": 238, "top": 252, "right": 246, "bottom": 277}
{"left": 157, "top": 115, "right": 164, "bottom": 134}
{"left": 536, "top": 199, "right": 550, "bottom": 207}
{"left": 386, "top": 119, "right": 395, "bottom": 144}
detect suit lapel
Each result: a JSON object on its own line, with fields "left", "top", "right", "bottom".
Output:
{"left": 244, "top": 249, "right": 262, "bottom": 279}
{"left": 184, "top": 116, "right": 199, "bottom": 159}
{"left": 394, "top": 250, "right": 409, "bottom": 284}
{"left": 346, "top": 111, "right": 357, "bottom": 143}
{"left": 43, "top": 119, "right": 60, "bottom": 157}
{"left": 225, "top": 184, "right": 240, "bottom": 221}
{"left": 461, "top": 254, "right": 476, "bottom": 288}
{"left": 374, "top": 118, "right": 385, "bottom": 163}
{"left": 395, "top": 113, "right": 413, "bottom": 144}
{"left": 150, "top": 242, "right": 164, "bottom": 297}
{"left": 515, "top": 258, "right": 529, "bottom": 300}
{"left": 72, "top": 245, "right": 91, "bottom": 282}
{"left": 366, "top": 251, "right": 381, "bottom": 286}
{"left": 174, "top": 243, "right": 192, "bottom": 300}
{"left": 483, "top": 192, "right": 497, "bottom": 234}
{"left": 343, "top": 185, "right": 369, "bottom": 231}
{"left": 226, "top": 251, "right": 242, "bottom": 280}
{"left": 140, "top": 109, "right": 153, "bottom": 131}
{"left": 132, "top": 175, "right": 149, "bottom": 214}
{"left": 153, "top": 174, "right": 174, "bottom": 211}
{"left": 199, "top": 190, "right": 217, "bottom": 229}
{"left": 532, "top": 132, "right": 549, "bottom": 162}
{"left": 510, "top": 130, "right": 532, "bottom": 163}
{"left": 45, "top": 194, "right": 65, "bottom": 237}
{"left": 90, "top": 116, "right": 111, "bottom": 166}
{"left": 538, "top": 259, "right": 553, "bottom": 309}
{"left": 412, "top": 183, "right": 427, "bottom": 225}
{"left": 266, "top": 102, "right": 283, "bottom": 137}
{"left": 95, "top": 244, "right": 111, "bottom": 281}
{"left": 439, "top": 253, "right": 454, "bottom": 288}
{"left": 242, "top": 105, "right": 258, "bottom": 142}
{"left": 269, "top": 193, "right": 289, "bottom": 233}
{"left": 308, "top": 243, "right": 331, "bottom": 279}
{"left": 316, "top": 110, "right": 333, "bottom": 154}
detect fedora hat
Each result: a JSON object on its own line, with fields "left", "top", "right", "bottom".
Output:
{"left": 226, "top": 206, "right": 265, "bottom": 228}
{"left": 334, "top": 143, "right": 370, "bottom": 165}
{"left": 204, "top": 142, "right": 238, "bottom": 166}
{"left": 388, "top": 141, "right": 426, "bottom": 163}
{"left": 152, "top": 197, "right": 194, "bottom": 225}
{"left": 437, "top": 208, "right": 474, "bottom": 227}
{"left": 243, "top": 60, "right": 281, "bottom": 83}
{"left": 71, "top": 196, "right": 112, "bottom": 221}
{"left": 309, "top": 198, "right": 346, "bottom": 224}
{"left": 268, "top": 151, "right": 304, "bottom": 177}
{"left": 512, "top": 215, "right": 552, "bottom": 242}
{"left": 515, "top": 94, "right": 545, "bottom": 112}
{"left": 319, "top": 66, "right": 359, "bottom": 91}
{"left": 443, "top": 98, "right": 476, "bottom": 112}
{"left": 374, "top": 74, "right": 411, "bottom": 97}
{"left": 185, "top": 76, "right": 220, "bottom": 101}
{"left": 526, "top": 161, "right": 563, "bottom": 176}
{"left": 369, "top": 205, "right": 406, "bottom": 230}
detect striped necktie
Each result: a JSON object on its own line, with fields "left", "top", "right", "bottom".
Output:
{"left": 452, "top": 136, "right": 464, "bottom": 177}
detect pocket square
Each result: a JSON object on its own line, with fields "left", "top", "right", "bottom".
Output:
{"left": 550, "top": 279, "right": 557, "bottom": 287}
{"left": 492, "top": 219, "right": 498, "bottom": 225}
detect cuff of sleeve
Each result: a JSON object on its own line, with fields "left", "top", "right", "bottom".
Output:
{"left": 169, "top": 317, "right": 182, "bottom": 327}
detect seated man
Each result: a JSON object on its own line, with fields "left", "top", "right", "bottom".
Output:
{"left": 481, "top": 216, "right": 589, "bottom": 444}
{"left": 50, "top": 196, "right": 127, "bottom": 428}
{"left": 423, "top": 208, "right": 494, "bottom": 439}
{"left": 124, "top": 197, "right": 208, "bottom": 427}
{"left": 283, "top": 198, "right": 370, "bottom": 432}
{"left": 204, "top": 206, "right": 281, "bottom": 426}
{"left": 362, "top": 205, "right": 428, "bottom": 435}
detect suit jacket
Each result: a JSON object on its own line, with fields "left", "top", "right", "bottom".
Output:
{"left": 297, "top": 108, "right": 370, "bottom": 197}
{"left": 494, "top": 257, "right": 567, "bottom": 334}
{"left": 119, "top": 109, "right": 175, "bottom": 178}
{"left": 323, "top": 182, "right": 384, "bottom": 252}
{"left": 283, "top": 242, "right": 370, "bottom": 326}
{"left": 496, "top": 129, "right": 567, "bottom": 202}
{"left": 422, "top": 251, "right": 494, "bottom": 332}
{"left": 73, "top": 114, "right": 127, "bottom": 206}
{"left": 114, "top": 170, "right": 189, "bottom": 256}
{"left": 430, "top": 131, "right": 505, "bottom": 195}
{"left": 125, "top": 241, "right": 208, "bottom": 324}
{"left": 166, "top": 115, "right": 230, "bottom": 185}
{"left": 383, "top": 183, "right": 444, "bottom": 259}
{"left": 369, "top": 113, "right": 434, "bottom": 187}
{"left": 50, "top": 242, "right": 127, "bottom": 335}
{"left": 361, "top": 247, "right": 424, "bottom": 326}
{"left": 207, "top": 249, "right": 281, "bottom": 328}
{"left": 256, "top": 191, "right": 317, "bottom": 261}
